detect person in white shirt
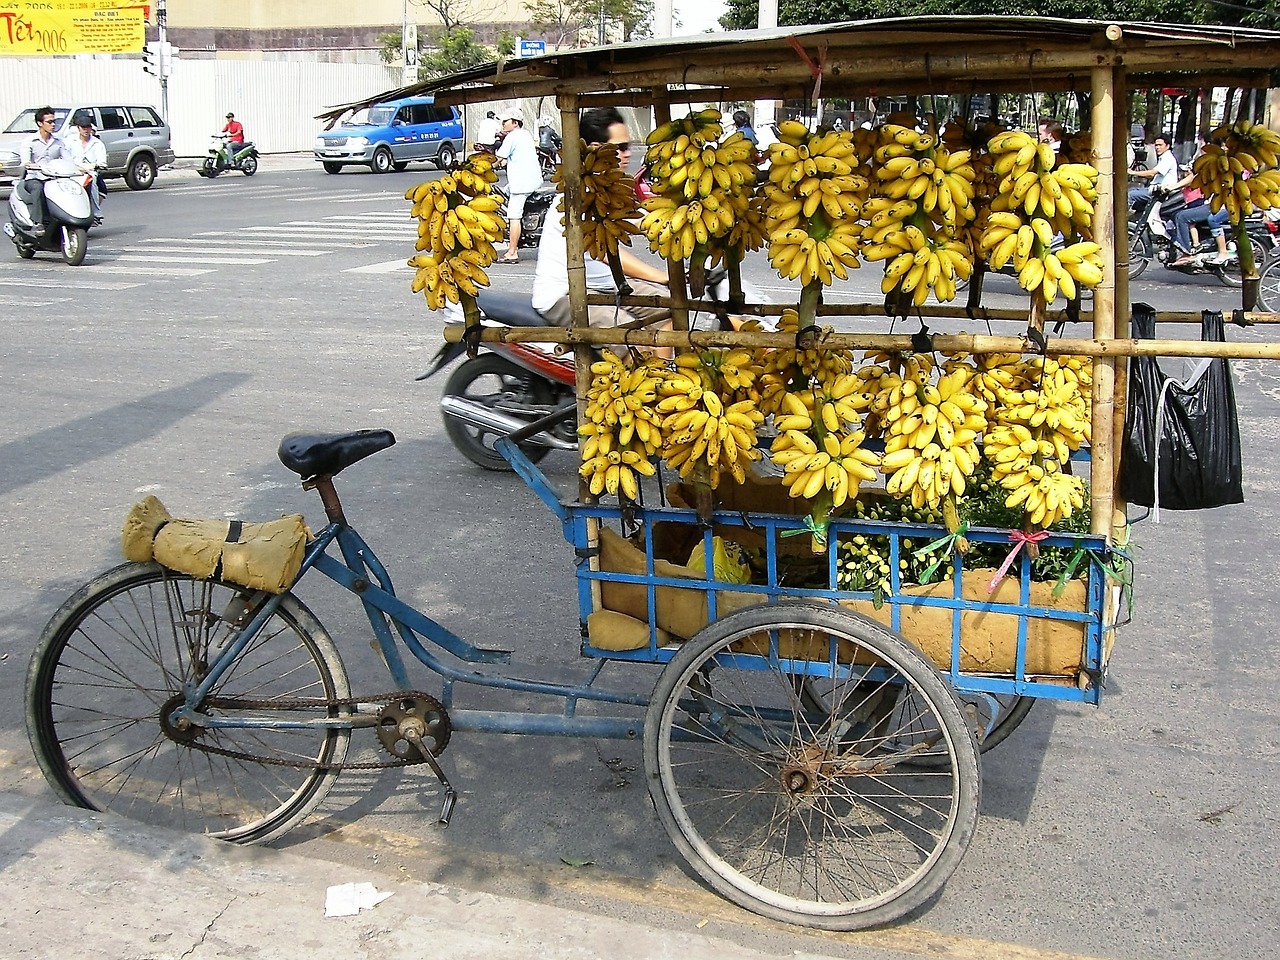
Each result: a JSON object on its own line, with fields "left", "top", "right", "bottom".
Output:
{"left": 476, "top": 110, "right": 501, "bottom": 149}
{"left": 494, "top": 112, "right": 543, "bottom": 262}
{"left": 531, "top": 107, "right": 670, "bottom": 338}
{"left": 1129, "top": 132, "right": 1179, "bottom": 229}
{"left": 19, "top": 106, "right": 63, "bottom": 236}
{"left": 62, "top": 111, "right": 107, "bottom": 224}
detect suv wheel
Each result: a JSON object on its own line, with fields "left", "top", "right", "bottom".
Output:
{"left": 371, "top": 147, "right": 394, "bottom": 174}
{"left": 322, "top": 162, "right": 342, "bottom": 175}
{"left": 435, "top": 143, "right": 458, "bottom": 170}
{"left": 125, "top": 154, "right": 156, "bottom": 190}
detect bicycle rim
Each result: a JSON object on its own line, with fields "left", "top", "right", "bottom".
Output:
{"left": 645, "top": 602, "right": 980, "bottom": 930}
{"left": 26, "top": 562, "right": 350, "bottom": 844}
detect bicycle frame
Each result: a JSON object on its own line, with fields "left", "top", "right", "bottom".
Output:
{"left": 171, "top": 515, "right": 654, "bottom": 741}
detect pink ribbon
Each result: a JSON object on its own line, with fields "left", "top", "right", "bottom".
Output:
{"left": 987, "top": 530, "right": 1050, "bottom": 594}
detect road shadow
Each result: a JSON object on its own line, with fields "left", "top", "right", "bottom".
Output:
{"left": 0, "top": 372, "right": 250, "bottom": 497}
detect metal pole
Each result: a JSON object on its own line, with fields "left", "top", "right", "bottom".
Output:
{"left": 157, "top": 0, "right": 169, "bottom": 122}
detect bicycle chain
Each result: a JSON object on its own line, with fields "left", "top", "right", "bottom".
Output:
{"left": 178, "top": 690, "right": 451, "bottom": 771}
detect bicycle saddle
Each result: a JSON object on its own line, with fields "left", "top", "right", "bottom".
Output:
{"left": 278, "top": 429, "right": 396, "bottom": 479}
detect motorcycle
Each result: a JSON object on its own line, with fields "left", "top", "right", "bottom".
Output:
{"left": 492, "top": 181, "right": 557, "bottom": 249}
{"left": 537, "top": 123, "right": 562, "bottom": 181}
{"left": 1128, "top": 189, "right": 1278, "bottom": 285}
{"left": 4, "top": 157, "right": 95, "bottom": 265}
{"left": 197, "top": 133, "right": 260, "bottom": 178}
{"left": 420, "top": 270, "right": 763, "bottom": 471}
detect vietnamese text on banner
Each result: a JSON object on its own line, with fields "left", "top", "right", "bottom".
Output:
{"left": 0, "top": 1, "right": 148, "bottom": 57}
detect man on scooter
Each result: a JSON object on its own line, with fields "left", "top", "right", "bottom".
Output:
{"left": 221, "top": 112, "right": 245, "bottom": 167}
{"left": 19, "top": 106, "right": 63, "bottom": 237}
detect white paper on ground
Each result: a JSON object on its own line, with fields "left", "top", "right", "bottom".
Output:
{"left": 324, "top": 881, "right": 394, "bottom": 917}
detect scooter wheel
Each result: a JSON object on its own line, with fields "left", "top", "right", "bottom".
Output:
{"left": 15, "top": 241, "right": 35, "bottom": 259}
{"left": 61, "top": 226, "right": 88, "bottom": 266}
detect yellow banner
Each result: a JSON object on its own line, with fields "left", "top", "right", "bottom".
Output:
{"left": 0, "top": 2, "right": 148, "bottom": 57}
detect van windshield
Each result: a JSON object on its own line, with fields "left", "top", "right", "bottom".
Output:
{"left": 5, "top": 108, "right": 70, "bottom": 134}
{"left": 367, "top": 105, "right": 397, "bottom": 126}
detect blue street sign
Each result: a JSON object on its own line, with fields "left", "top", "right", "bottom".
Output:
{"left": 518, "top": 39, "right": 546, "bottom": 58}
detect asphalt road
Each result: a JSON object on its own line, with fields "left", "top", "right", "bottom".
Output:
{"left": 0, "top": 164, "right": 1277, "bottom": 959}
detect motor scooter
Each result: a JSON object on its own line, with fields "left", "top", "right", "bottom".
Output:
{"left": 420, "top": 269, "right": 766, "bottom": 470}
{"left": 537, "top": 122, "right": 562, "bottom": 181}
{"left": 4, "top": 158, "right": 94, "bottom": 265}
{"left": 197, "top": 134, "right": 260, "bottom": 178}
{"left": 1128, "top": 190, "right": 1279, "bottom": 285}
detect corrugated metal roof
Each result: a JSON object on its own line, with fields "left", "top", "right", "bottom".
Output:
{"left": 318, "top": 16, "right": 1280, "bottom": 120}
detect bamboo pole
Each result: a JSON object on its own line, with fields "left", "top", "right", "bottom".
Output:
{"left": 1110, "top": 62, "right": 1132, "bottom": 545}
{"left": 557, "top": 95, "right": 592, "bottom": 506}
{"left": 442, "top": 322, "right": 1280, "bottom": 359}
{"left": 1088, "top": 61, "right": 1117, "bottom": 541}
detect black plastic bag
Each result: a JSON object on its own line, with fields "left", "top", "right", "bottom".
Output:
{"left": 1119, "top": 303, "right": 1244, "bottom": 510}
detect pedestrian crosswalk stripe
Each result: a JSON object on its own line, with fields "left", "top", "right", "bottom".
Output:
{"left": 0, "top": 276, "right": 142, "bottom": 290}
{"left": 190, "top": 232, "right": 377, "bottom": 248}
{"left": 113, "top": 244, "right": 329, "bottom": 258}
{"left": 343, "top": 259, "right": 409, "bottom": 274}
{"left": 101, "top": 253, "right": 276, "bottom": 265}
{"left": 76, "top": 263, "right": 216, "bottom": 276}
{"left": 297, "top": 192, "right": 412, "bottom": 203}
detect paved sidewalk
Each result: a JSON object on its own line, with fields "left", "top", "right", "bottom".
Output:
{"left": 0, "top": 789, "right": 872, "bottom": 960}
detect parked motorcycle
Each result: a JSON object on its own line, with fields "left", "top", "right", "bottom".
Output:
{"left": 493, "top": 182, "right": 557, "bottom": 249}
{"left": 4, "top": 157, "right": 94, "bottom": 265}
{"left": 1128, "top": 189, "right": 1278, "bottom": 285}
{"left": 197, "top": 133, "right": 260, "bottom": 178}
{"left": 421, "top": 270, "right": 762, "bottom": 470}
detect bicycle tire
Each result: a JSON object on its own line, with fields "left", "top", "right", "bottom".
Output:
{"left": 1258, "top": 255, "right": 1280, "bottom": 312}
{"left": 26, "top": 561, "right": 351, "bottom": 844}
{"left": 644, "top": 601, "right": 980, "bottom": 931}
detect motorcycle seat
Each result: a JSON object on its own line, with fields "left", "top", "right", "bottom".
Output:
{"left": 475, "top": 289, "right": 551, "bottom": 327}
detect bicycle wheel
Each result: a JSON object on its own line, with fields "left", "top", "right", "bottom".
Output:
{"left": 644, "top": 601, "right": 980, "bottom": 930}
{"left": 800, "top": 679, "right": 1033, "bottom": 769}
{"left": 26, "top": 561, "right": 351, "bottom": 844}
{"left": 1128, "top": 226, "right": 1151, "bottom": 280}
{"left": 1258, "top": 255, "right": 1280, "bottom": 312}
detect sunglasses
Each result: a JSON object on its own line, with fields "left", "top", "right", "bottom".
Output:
{"left": 610, "top": 141, "right": 632, "bottom": 153}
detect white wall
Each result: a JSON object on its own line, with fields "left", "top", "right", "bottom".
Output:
{"left": 0, "top": 58, "right": 401, "bottom": 155}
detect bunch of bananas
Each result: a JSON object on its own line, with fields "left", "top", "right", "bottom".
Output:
{"left": 762, "top": 121, "right": 867, "bottom": 286}
{"left": 981, "top": 129, "right": 1101, "bottom": 302}
{"left": 657, "top": 351, "right": 765, "bottom": 486}
{"left": 768, "top": 390, "right": 881, "bottom": 507}
{"left": 858, "top": 121, "right": 978, "bottom": 305}
{"left": 1191, "top": 120, "right": 1280, "bottom": 222}
{"left": 755, "top": 309, "right": 856, "bottom": 416}
{"left": 872, "top": 123, "right": 977, "bottom": 226}
{"left": 863, "top": 211, "right": 973, "bottom": 305}
{"left": 641, "top": 109, "right": 758, "bottom": 262}
{"left": 980, "top": 214, "right": 1105, "bottom": 301}
{"left": 578, "top": 353, "right": 664, "bottom": 501}
{"left": 984, "top": 425, "right": 1086, "bottom": 528}
{"left": 878, "top": 365, "right": 989, "bottom": 508}
{"left": 406, "top": 155, "right": 506, "bottom": 309}
{"left": 984, "top": 360, "right": 1090, "bottom": 528}
{"left": 552, "top": 141, "right": 639, "bottom": 261}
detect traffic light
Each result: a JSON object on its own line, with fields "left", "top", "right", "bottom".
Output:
{"left": 142, "top": 41, "right": 158, "bottom": 75}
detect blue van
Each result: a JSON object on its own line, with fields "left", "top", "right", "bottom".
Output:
{"left": 313, "top": 95, "right": 463, "bottom": 174}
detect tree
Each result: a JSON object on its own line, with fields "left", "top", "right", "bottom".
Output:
{"left": 418, "top": 27, "right": 494, "bottom": 78}
{"left": 525, "top": 0, "right": 654, "bottom": 46}
{"left": 722, "top": 0, "right": 1236, "bottom": 28}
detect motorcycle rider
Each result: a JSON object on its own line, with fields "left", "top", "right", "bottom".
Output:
{"left": 476, "top": 110, "right": 502, "bottom": 149}
{"left": 221, "top": 112, "right": 245, "bottom": 167}
{"left": 1129, "top": 132, "right": 1179, "bottom": 230}
{"left": 62, "top": 111, "right": 107, "bottom": 225}
{"left": 19, "top": 106, "right": 63, "bottom": 237}
{"left": 532, "top": 107, "right": 672, "bottom": 344}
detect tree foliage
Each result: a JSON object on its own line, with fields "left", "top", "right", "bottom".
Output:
{"left": 525, "top": 0, "right": 654, "bottom": 45}
{"left": 418, "top": 27, "right": 494, "bottom": 78}
{"left": 721, "top": 0, "right": 1269, "bottom": 29}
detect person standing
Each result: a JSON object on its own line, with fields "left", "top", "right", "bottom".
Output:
{"left": 62, "top": 111, "right": 107, "bottom": 225}
{"left": 494, "top": 111, "right": 541, "bottom": 263}
{"left": 20, "top": 106, "right": 63, "bottom": 236}
{"left": 476, "top": 110, "right": 502, "bottom": 149}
